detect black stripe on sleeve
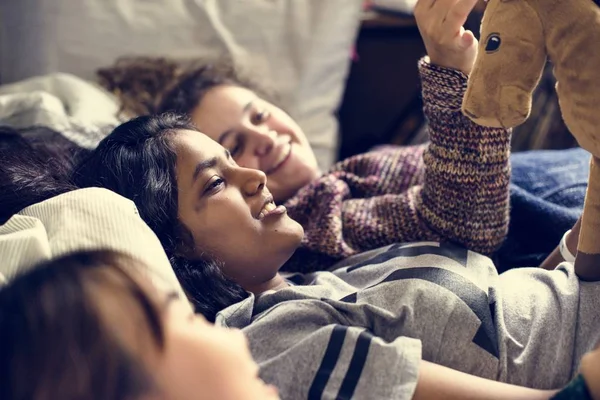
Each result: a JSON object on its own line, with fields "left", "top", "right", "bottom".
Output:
{"left": 308, "top": 325, "right": 348, "bottom": 399}
{"left": 337, "top": 330, "right": 373, "bottom": 399}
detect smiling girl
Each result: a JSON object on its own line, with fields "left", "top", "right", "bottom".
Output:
{"left": 1, "top": 116, "right": 599, "bottom": 400}
{"left": 1, "top": 100, "right": 598, "bottom": 399}
{"left": 99, "top": 0, "right": 589, "bottom": 272}
{"left": 1, "top": 244, "right": 599, "bottom": 400}
{"left": 68, "top": 108, "right": 600, "bottom": 398}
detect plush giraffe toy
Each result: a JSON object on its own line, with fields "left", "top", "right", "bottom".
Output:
{"left": 462, "top": 0, "right": 600, "bottom": 279}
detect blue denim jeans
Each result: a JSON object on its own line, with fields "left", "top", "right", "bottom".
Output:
{"left": 497, "top": 147, "right": 590, "bottom": 271}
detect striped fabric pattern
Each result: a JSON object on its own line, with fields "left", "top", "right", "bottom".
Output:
{"left": 0, "top": 187, "right": 184, "bottom": 296}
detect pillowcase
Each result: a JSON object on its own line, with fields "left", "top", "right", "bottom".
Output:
{"left": 0, "top": 188, "right": 184, "bottom": 296}
{"left": 0, "top": 73, "right": 120, "bottom": 148}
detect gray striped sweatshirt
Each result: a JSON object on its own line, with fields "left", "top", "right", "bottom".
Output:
{"left": 217, "top": 242, "right": 600, "bottom": 399}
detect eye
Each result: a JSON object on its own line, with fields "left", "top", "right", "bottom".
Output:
{"left": 250, "top": 109, "right": 270, "bottom": 125}
{"left": 485, "top": 33, "right": 502, "bottom": 53}
{"left": 225, "top": 135, "right": 244, "bottom": 158}
{"left": 225, "top": 150, "right": 239, "bottom": 166}
{"left": 204, "top": 176, "right": 225, "bottom": 194}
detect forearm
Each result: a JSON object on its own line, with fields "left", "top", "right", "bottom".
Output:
{"left": 540, "top": 247, "right": 567, "bottom": 270}
{"left": 540, "top": 216, "right": 582, "bottom": 269}
{"left": 414, "top": 361, "right": 558, "bottom": 400}
{"left": 419, "top": 57, "right": 512, "bottom": 254}
{"left": 284, "top": 59, "right": 512, "bottom": 268}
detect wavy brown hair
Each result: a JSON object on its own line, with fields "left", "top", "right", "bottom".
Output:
{"left": 97, "top": 56, "right": 271, "bottom": 118}
{"left": 0, "top": 250, "right": 164, "bottom": 400}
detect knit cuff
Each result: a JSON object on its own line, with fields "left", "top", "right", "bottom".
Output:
{"left": 418, "top": 56, "right": 468, "bottom": 111}
{"left": 418, "top": 56, "right": 511, "bottom": 152}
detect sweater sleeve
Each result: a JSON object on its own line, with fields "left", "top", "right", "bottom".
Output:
{"left": 284, "top": 58, "right": 511, "bottom": 273}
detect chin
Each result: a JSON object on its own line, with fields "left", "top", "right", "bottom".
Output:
{"left": 272, "top": 222, "right": 303, "bottom": 267}
{"left": 284, "top": 216, "right": 304, "bottom": 242}
{"left": 293, "top": 160, "right": 319, "bottom": 183}
{"left": 284, "top": 154, "right": 319, "bottom": 186}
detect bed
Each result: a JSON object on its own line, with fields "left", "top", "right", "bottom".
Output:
{"left": 0, "top": 0, "right": 366, "bottom": 170}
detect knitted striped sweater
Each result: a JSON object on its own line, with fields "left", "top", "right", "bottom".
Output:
{"left": 283, "top": 58, "right": 512, "bottom": 273}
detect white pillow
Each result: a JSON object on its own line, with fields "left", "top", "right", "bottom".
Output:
{"left": 0, "top": 73, "right": 121, "bottom": 129}
{"left": 0, "top": 0, "right": 364, "bottom": 169}
{"left": 0, "top": 188, "right": 185, "bottom": 297}
{"left": 0, "top": 73, "right": 120, "bottom": 148}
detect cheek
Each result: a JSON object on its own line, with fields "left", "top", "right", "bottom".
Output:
{"left": 185, "top": 206, "right": 261, "bottom": 261}
{"left": 159, "top": 333, "right": 248, "bottom": 400}
{"left": 271, "top": 112, "right": 303, "bottom": 140}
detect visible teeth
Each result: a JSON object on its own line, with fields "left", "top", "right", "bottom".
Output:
{"left": 272, "top": 143, "right": 290, "bottom": 169}
{"left": 258, "top": 202, "right": 277, "bottom": 219}
{"left": 274, "top": 149, "right": 287, "bottom": 165}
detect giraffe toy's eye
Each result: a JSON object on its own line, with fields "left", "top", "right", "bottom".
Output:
{"left": 485, "top": 33, "right": 502, "bottom": 52}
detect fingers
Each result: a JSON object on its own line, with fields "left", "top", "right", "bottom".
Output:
{"left": 433, "top": 0, "right": 460, "bottom": 29}
{"left": 442, "top": 0, "right": 479, "bottom": 31}
{"left": 460, "top": 29, "right": 476, "bottom": 49}
{"left": 416, "top": 0, "right": 459, "bottom": 38}
{"left": 414, "top": 0, "right": 479, "bottom": 75}
{"left": 414, "top": 0, "right": 437, "bottom": 15}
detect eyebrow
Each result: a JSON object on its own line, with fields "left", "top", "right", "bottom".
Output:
{"left": 191, "top": 149, "right": 232, "bottom": 186}
{"left": 192, "top": 157, "right": 218, "bottom": 185}
{"left": 218, "top": 99, "right": 255, "bottom": 144}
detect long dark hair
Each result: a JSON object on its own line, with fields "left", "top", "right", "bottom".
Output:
{"left": 72, "top": 114, "right": 248, "bottom": 321}
{"left": 0, "top": 250, "right": 163, "bottom": 400}
{"left": 0, "top": 126, "right": 85, "bottom": 224}
{"left": 97, "top": 56, "right": 268, "bottom": 117}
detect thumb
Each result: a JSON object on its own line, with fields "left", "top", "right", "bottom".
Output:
{"left": 460, "top": 30, "right": 476, "bottom": 49}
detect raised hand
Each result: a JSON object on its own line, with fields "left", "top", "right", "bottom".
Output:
{"left": 414, "top": 0, "right": 479, "bottom": 75}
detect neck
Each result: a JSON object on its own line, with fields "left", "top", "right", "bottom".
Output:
{"left": 247, "top": 273, "right": 289, "bottom": 295}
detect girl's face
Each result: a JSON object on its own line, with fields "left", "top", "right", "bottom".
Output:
{"left": 172, "top": 130, "right": 304, "bottom": 292}
{"left": 190, "top": 85, "right": 321, "bottom": 202}
{"left": 155, "top": 292, "right": 279, "bottom": 400}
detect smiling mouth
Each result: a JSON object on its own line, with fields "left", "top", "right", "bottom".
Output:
{"left": 265, "top": 142, "right": 292, "bottom": 175}
{"left": 257, "top": 196, "right": 287, "bottom": 220}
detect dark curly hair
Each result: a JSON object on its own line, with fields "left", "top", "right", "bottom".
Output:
{"left": 97, "top": 56, "right": 270, "bottom": 118}
{"left": 0, "top": 126, "right": 86, "bottom": 224}
{"left": 72, "top": 113, "right": 248, "bottom": 321}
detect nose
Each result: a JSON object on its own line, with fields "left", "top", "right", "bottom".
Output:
{"left": 238, "top": 166, "right": 267, "bottom": 197}
{"left": 497, "top": 85, "right": 531, "bottom": 128}
{"left": 247, "top": 127, "right": 276, "bottom": 157}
